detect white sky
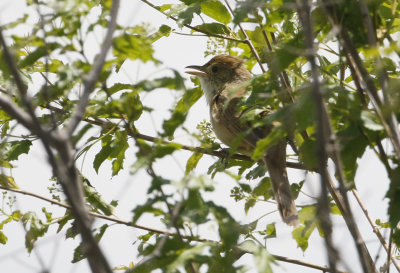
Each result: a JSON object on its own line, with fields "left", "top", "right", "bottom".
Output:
{"left": 0, "top": 0, "right": 395, "bottom": 272}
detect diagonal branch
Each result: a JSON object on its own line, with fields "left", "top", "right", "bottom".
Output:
{"left": 295, "top": 1, "right": 339, "bottom": 272}
{"left": 300, "top": 2, "right": 378, "bottom": 273}
{"left": 65, "top": 0, "right": 120, "bottom": 136}
{"left": 356, "top": 0, "right": 400, "bottom": 160}
{"left": 223, "top": 0, "right": 266, "bottom": 73}
{"left": 0, "top": 185, "right": 349, "bottom": 273}
{"left": 0, "top": 95, "right": 36, "bottom": 133}
{"left": 352, "top": 189, "right": 400, "bottom": 272}
{"left": 139, "top": 0, "right": 244, "bottom": 43}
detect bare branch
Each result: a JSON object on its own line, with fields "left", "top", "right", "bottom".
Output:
{"left": 295, "top": 1, "right": 339, "bottom": 271}
{"left": 38, "top": 101, "right": 308, "bottom": 170}
{"left": 356, "top": 0, "right": 400, "bottom": 160}
{"left": 0, "top": 94, "right": 36, "bottom": 132}
{"left": 65, "top": 0, "right": 120, "bottom": 136}
{"left": 223, "top": 0, "right": 266, "bottom": 73}
{"left": 0, "top": 185, "right": 349, "bottom": 273}
{"left": 321, "top": 0, "right": 400, "bottom": 158}
{"left": 0, "top": 2, "right": 122, "bottom": 272}
{"left": 352, "top": 189, "right": 400, "bottom": 272}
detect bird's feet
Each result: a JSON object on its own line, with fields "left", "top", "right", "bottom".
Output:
{"left": 218, "top": 147, "right": 231, "bottom": 168}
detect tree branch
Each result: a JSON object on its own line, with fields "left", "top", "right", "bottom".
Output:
{"left": 37, "top": 102, "right": 308, "bottom": 170}
{"left": 0, "top": 185, "right": 349, "bottom": 273}
{"left": 65, "top": 0, "right": 120, "bottom": 136}
{"left": 139, "top": 0, "right": 244, "bottom": 43}
{"left": 0, "top": 94, "right": 36, "bottom": 133}
{"left": 223, "top": 0, "right": 266, "bottom": 73}
{"left": 295, "top": 1, "right": 339, "bottom": 272}
{"left": 321, "top": 0, "right": 400, "bottom": 159}
{"left": 0, "top": 1, "right": 122, "bottom": 272}
{"left": 352, "top": 189, "right": 400, "bottom": 272}
{"left": 356, "top": 0, "right": 400, "bottom": 160}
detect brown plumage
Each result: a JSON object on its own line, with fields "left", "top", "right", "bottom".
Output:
{"left": 186, "top": 55, "right": 299, "bottom": 226}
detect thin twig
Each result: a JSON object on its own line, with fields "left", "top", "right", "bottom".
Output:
{"left": 0, "top": 1, "right": 122, "bottom": 272}
{"left": 139, "top": 0, "right": 244, "bottom": 43}
{"left": 0, "top": 185, "right": 349, "bottom": 273}
{"left": 222, "top": 0, "right": 266, "bottom": 73}
{"left": 356, "top": 0, "right": 400, "bottom": 160}
{"left": 0, "top": 185, "right": 206, "bottom": 242}
{"left": 39, "top": 101, "right": 308, "bottom": 170}
{"left": 352, "top": 189, "right": 400, "bottom": 272}
{"left": 65, "top": 0, "right": 120, "bottom": 136}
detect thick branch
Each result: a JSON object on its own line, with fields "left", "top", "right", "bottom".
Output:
{"left": 0, "top": 95, "right": 36, "bottom": 133}
{"left": 295, "top": 1, "right": 339, "bottom": 272}
{"left": 0, "top": 2, "right": 122, "bottom": 272}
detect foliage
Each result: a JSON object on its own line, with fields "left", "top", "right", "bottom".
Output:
{"left": 0, "top": 0, "right": 400, "bottom": 272}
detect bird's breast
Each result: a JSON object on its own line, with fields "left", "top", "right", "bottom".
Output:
{"left": 209, "top": 97, "right": 253, "bottom": 155}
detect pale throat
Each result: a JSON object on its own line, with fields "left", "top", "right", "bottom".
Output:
{"left": 199, "top": 77, "right": 220, "bottom": 105}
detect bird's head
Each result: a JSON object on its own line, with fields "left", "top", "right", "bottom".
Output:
{"left": 185, "top": 55, "right": 251, "bottom": 104}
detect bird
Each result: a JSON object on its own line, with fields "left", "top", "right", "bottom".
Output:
{"left": 186, "top": 54, "right": 299, "bottom": 226}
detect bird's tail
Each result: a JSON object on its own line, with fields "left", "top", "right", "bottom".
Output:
{"left": 263, "top": 140, "right": 299, "bottom": 227}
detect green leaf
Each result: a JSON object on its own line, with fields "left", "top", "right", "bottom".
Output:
{"left": 150, "top": 24, "right": 172, "bottom": 42}
{"left": 177, "top": 3, "right": 201, "bottom": 25}
{"left": 83, "top": 179, "right": 115, "bottom": 215}
{"left": 338, "top": 125, "right": 368, "bottom": 182}
{"left": 162, "top": 87, "right": 203, "bottom": 137}
{"left": 235, "top": 240, "right": 275, "bottom": 273}
{"left": 184, "top": 188, "right": 209, "bottom": 224}
{"left": 360, "top": 110, "right": 384, "bottom": 131}
{"left": 185, "top": 152, "right": 203, "bottom": 175}
{"left": 194, "top": 22, "right": 231, "bottom": 35}
{"left": 201, "top": 1, "right": 231, "bottom": 24}
{"left": 6, "top": 140, "right": 32, "bottom": 161}
{"left": 252, "top": 128, "right": 285, "bottom": 161}
{"left": 269, "top": 33, "right": 304, "bottom": 75}
{"left": 134, "top": 72, "right": 185, "bottom": 92}
{"left": 72, "top": 244, "right": 85, "bottom": 263}
{"left": 110, "top": 131, "right": 129, "bottom": 176}
{"left": 244, "top": 197, "right": 256, "bottom": 213}
{"left": 119, "top": 92, "right": 143, "bottom": 122}
{"left": 292, "top": 206, "right": 318, "bottom": 251}
{"left": 19, "top": 43, "right": 60, "bottom": 68}
{"left": 299, "top": 138, "right": 318, "bottom": 170}
{"left": 113, "top": 33, "right": 156, "bottom": 63}
{"left": 265, "top": 223, "right": 277, "bottom": 239}
{"left": 93, "top": 135, "right": 112, "bottom": 173}
{"left": 253, "top": 177, "right": 274, "bottom": 201}
{"left": 132, "top": 196, "right": 165, "bottom": 224}
{"left": 0, "top": 231, "right": 7, "bottom": 244}
{"left": 0, "top": 174, "right": 19, "bottom": 189}
{"left": 208, "top": 202, "right": 239, "bottom": 250}
{"left": 166, "top": 243, "right": 211, "bottom": 273}
{"left": 290, "top": 180, "right": 305, "bottom": 199}
{"left": 253, "top": 244, "right": 274, "bottom": 273}
{"left": 22, "top": 212, "right": 48, "bottom": 253}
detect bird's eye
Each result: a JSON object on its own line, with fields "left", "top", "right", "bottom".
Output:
{"left": 211, "top": 66, "right": 218, "bottom": 73}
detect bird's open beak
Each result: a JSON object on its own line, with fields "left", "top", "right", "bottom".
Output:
{"left": 185, "top": 65, "right": 208, "bottom": 77}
